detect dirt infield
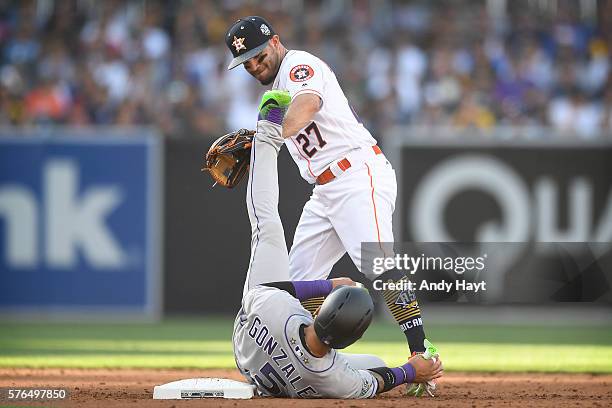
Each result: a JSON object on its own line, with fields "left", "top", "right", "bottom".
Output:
{"left": 1, "top": 368, "right": 611, "bottom": 408}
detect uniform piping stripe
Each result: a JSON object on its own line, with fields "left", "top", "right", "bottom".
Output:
{"left": 246, "top": 139, "right": 261, "bottom": 291}
{"left": 365, "top": 163, "right": 383, "bottom": 251}
{"left": 289, "top": 136, "right": 316, "bottom": 178}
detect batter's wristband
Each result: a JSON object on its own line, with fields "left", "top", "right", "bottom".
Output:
{"left": 292, "top": 280, "right": 333, "bottom": 301}
{"left": 396, "top": 362, "right": 416, "bottom": 384}
{"left": 367, "top": 367, "right": 396, "bottom": 392}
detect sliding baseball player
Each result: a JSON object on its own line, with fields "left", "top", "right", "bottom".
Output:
{"left": 227, "top": 91, "right": 443, "bottom": 398}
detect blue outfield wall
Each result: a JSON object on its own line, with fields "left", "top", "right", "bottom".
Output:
{"left": 0, "top": 132, "right": 162, "bottom": 318}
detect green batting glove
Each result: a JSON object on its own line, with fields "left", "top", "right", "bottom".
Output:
{"left": 406, "top": 339, "right": 439, "bottom": 397}
{"left": 422, "top": 339, "right": 438, "bottom": 359}
{"left": 406, "top": 381, "right": 437, "bottom": 397}
{"left": 405, "top": 383, "right": 426, "bottom": 397}
{"left": 258, "top": 90, "right": 291, "bottom": 125}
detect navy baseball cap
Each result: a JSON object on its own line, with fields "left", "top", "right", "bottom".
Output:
{"left": 225, "top": 16, "right": 275, "bottom": 70}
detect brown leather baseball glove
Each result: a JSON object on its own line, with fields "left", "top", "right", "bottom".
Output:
{"left": 201, "top": 128, "right": 255, "bottom": 188}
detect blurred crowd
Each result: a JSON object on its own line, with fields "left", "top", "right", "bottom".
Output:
{"left": 1, "top": 0, "right": 612, "bottom": 139}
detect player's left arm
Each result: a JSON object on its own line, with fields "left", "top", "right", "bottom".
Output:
{"left": 281, "top": 93, "right": 321, "bottom": 139}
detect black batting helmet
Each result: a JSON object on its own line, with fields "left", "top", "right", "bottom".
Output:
{"left": 314, "top": 286, "right": 374, "bottom": 349}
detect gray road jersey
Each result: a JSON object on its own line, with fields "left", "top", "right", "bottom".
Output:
{"left": 233, "top": 285, "right": 378, "bottom": 398}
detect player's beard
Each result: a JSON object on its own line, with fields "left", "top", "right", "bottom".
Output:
{"left": 259, "top": 75, "right": 274, "bottom": 86}
{"left": 259, "top": 56, "right": 282, "bottom": 86}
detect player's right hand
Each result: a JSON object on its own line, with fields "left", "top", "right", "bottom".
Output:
{"left": 408, "top": 353, "right": 444, "bottom": 383}
{"left": 258, "top": 89, "right": 291, "bottom": 125}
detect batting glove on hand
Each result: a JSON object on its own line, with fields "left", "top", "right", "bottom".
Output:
{"left": 405, "top": 339, "right": 441, "bottom": 397}
{"left": 256, "top": 90, "right": 291, "bottom": 151}
{"left": 258, "top": 89, "right": 291, "bottom": 125}
{"left": 406, "top": 381, "right": 436, "bottom": 397}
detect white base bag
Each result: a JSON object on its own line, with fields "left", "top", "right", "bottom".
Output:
{"left": 153, "top": 378, "right": 256, "bottom": 400}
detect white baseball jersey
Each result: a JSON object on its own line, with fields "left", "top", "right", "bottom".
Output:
{"left": 273, "top": 50, "right": 377, "bottom": 184}
{"left": 233, "top": 285, "right": 378, "bottom": 399}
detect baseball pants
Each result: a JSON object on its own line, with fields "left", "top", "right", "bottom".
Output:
{"left": 289, "top": 150, "right": 397, "bottom": 281}
{"left": 242, "top": 132, "right": 290, "bottom": 298}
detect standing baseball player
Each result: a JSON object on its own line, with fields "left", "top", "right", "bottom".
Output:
{"left": 224, "top": 17, "right": 433, "bottom": 393}
{"left": 230, "top": 90, "right": 443, "bottom": 398}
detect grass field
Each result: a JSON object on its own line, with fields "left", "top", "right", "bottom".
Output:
{"left": 1, "top": 318, "right": 611, "bottom": 373}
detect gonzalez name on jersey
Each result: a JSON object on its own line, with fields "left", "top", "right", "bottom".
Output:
{"left": 233, "top": 285, "right": 378, "bottom": 399}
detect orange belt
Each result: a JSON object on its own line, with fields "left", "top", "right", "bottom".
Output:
{"left": 316, "top": 145, "right": 383, "bottom": 185}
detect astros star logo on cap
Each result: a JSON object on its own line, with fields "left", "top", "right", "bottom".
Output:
{"left": 232, "top": 36, "right": 246, "bottom": 52}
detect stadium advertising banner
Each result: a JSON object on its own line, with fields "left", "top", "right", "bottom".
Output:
{"left": 0, "top": 132, "right": 162, "bottom": 318}
{"left": 386, "top": 136, "right": 612, "bottom": 304}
